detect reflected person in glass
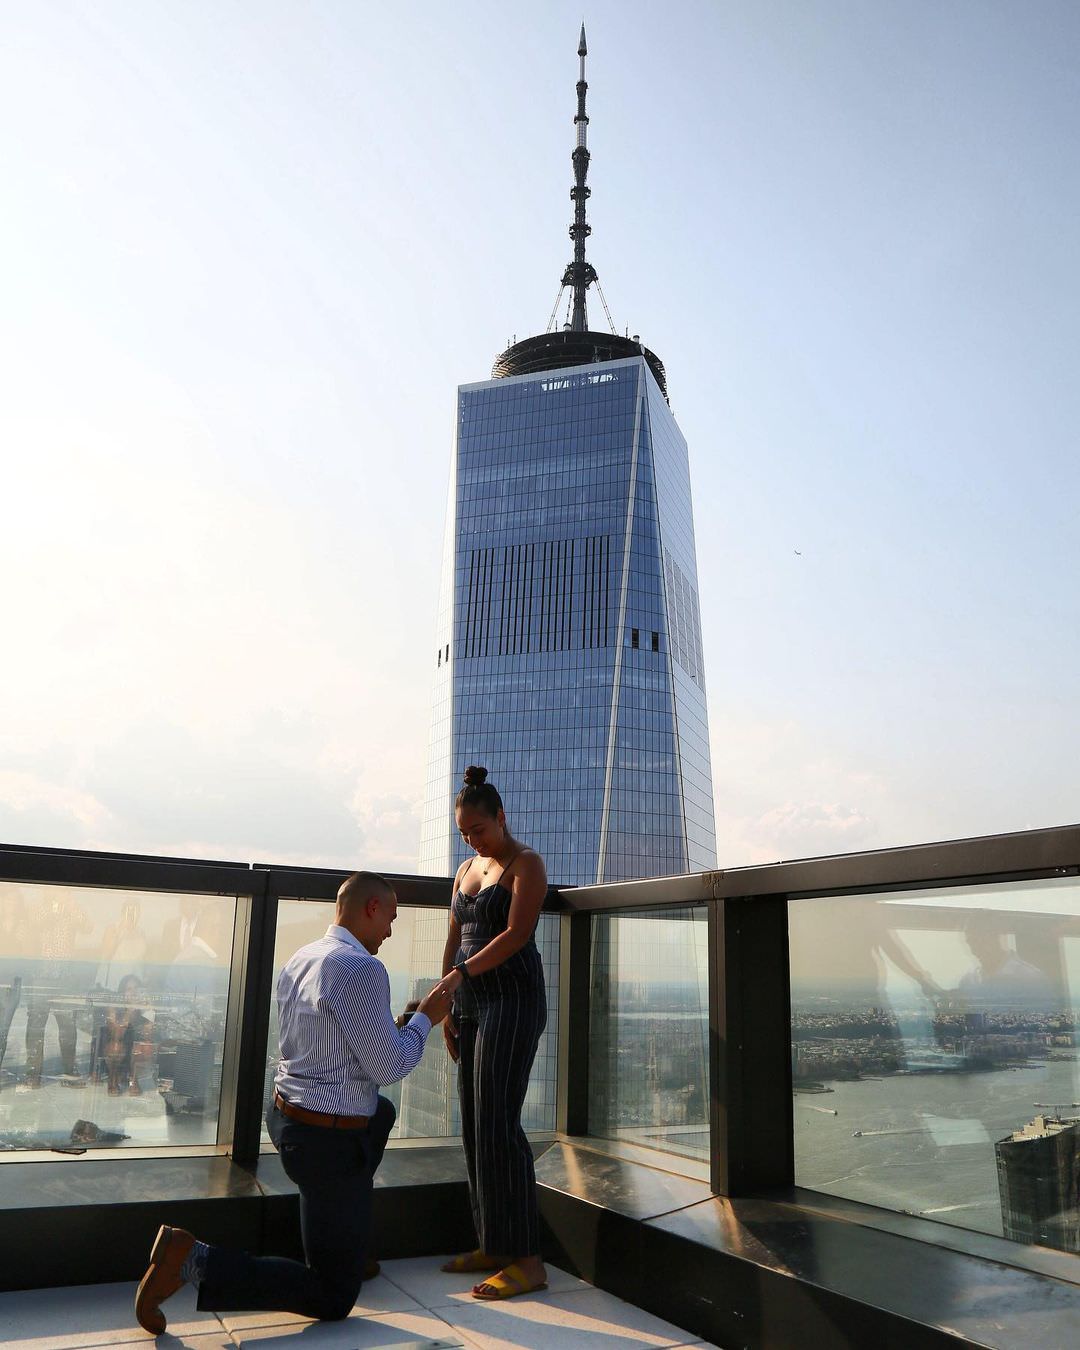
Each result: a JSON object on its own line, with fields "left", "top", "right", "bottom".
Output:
{"left": 24, "top": 891, "right": 91, "bottom": 1088}
{"left": 431, "top": 765, "right": 549, "bottom": 1300}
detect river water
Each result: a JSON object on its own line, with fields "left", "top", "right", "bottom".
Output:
{"left": 794, "top": 1056, "right": 1080, "bottom": 1237}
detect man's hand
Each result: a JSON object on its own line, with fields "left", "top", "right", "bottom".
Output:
{"left": 417, "top": 983, "right": 454, "bottom": 1028}
{"left": 443, "top": 1012, "right": 459, "bottom": 1063}
{"left": 395, "top": 999, "right": 420, "bottom": 1030}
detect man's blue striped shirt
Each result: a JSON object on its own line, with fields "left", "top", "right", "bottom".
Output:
{"left": 274, "top": 924, "right": 431, "bottom": 1117}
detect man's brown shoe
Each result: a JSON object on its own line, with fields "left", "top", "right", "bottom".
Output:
{"left": 364, "top": 1257, "right": 381, "bottom": 1280}
{"left": 135, "top": 1224, "right": 196, "bottom": 1334}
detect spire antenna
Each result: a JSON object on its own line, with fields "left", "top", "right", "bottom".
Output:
{"left": 490, "top": 24, "right": 670, "bottom": 401}
{"left": 562, "top": 23, "right": 597, "bottom": 332}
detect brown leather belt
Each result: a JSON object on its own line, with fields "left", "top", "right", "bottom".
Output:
{"left": 274, "top": 1090, "right": 369, "bottom": 1131}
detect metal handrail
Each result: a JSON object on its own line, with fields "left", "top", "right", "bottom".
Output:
{"left": 557, "top": 821, "right": 1080, "bottom": 911}
{"left": 5, "top": 820, "right": 1077, "bottom": 910}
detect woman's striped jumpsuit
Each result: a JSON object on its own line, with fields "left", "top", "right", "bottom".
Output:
{"left": 453, "top": 876, "right": 547, "bottom": 1256}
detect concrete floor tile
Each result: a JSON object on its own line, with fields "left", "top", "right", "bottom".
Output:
{"left": 218, "top": 1274, "right": 425, "bottom": 1331}
{"left": 379, "top": 1255, "right": 589, "bottom": 1308}
{"left": 0, "top": 1280, "right": 219, "bottom": 1348}
{"left": 430, "top": 1286, "right": 692, "bottom": 1350}
{"left": 107, "top": 1337, "right": 235, "bottom": 1350}
{"left": 231, "top": 1306, "right": 464, "bottom": 1348}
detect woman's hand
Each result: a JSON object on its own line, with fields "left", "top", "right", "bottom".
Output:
{"left": 443, "top": 1012, "right": 459, "bottom": 1062}
{"left": 430, "top": 969, "right": 463, "bottom": 1000}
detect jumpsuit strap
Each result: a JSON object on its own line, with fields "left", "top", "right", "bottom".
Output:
{"left": 494, "top": 847, "right": 525, "bottom": 892}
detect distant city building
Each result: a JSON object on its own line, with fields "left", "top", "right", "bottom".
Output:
{"left": 418, "top": 25, "right": 716, "bottom": 888}
{"left": 996, "top": 1114, "right": 1080, "bottom": 1253}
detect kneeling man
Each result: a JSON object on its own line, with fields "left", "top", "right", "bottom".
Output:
{"left": 136, "top": 870, "right": 452, "bottom": 1332}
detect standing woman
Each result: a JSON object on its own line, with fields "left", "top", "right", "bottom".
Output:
{"left": 433, "top": 766, "right": 548, "bottom": 1300}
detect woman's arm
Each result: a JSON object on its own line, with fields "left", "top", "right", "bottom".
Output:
{"left": 442, "top": 915, "right": 462, "bottom": 978}
{"left": 438, "top": 851, "right": 547, "bottom": 990}
{"left": 441, "top": 859, "right": 471, "bottom": 1062}
{"left": 441, "top": 859, "right": 470, "bottom": 976}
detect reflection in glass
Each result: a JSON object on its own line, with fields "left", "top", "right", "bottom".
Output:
{"left": 261, "top": 901, "right": 560, "bottom": 1142}
{"left": 0, "top": 881, "right": 235, "bottom": 1151}
{"left": 789, "top": 878, "right": 1080, "bottom": 1253}
{"left": 588, "top": 907, "right": 709, "bottom": 1160}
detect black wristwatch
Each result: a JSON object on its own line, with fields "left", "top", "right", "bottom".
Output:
{"left": 454, "top": 960, "right": 472, "bottom": 982}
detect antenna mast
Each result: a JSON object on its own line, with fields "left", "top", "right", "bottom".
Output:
{"left": 562, "top": 24, "right": 597, "bottom": 332}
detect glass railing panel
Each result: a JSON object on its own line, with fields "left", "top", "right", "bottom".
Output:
{"left": 262, "top": 902, "right": 560, "bottom": 1142}
{"left": 0, "top": 880, "right": 237, "bottom": 1152}
{"left": 587, "top": 905, "right": 710, "bottom": 1160}
{"left": 789, "top": 876, "right": 1080, "bottom": 1254}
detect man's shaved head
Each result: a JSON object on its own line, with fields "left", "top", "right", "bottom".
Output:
{"left": 336, "top": 871, "right": 397, "bottom": 954}
{"left": 337, "top": 871, "right": 394, "bottom": 913}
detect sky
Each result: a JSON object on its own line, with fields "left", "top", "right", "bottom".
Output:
{"left": 1, "top": 2, "right": 1078, "bottom": 875}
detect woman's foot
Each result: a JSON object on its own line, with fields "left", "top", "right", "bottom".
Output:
{"left": 441, "top": 1249, "right": 501, "bottom": 1274}
{"left": 473, "top": 1256, "right": 547, "bottom": 1300}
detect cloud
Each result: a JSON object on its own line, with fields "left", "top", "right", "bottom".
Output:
{"left": 348, "top": 784, "right": 424, "bottom": 874}
{"left": 709, "top": 708, "right": 887, "bottom": 865}
{"left": 0, "top": 709, "right": 432, "bottom": 874}
{"left": 0, "top": 770, "right": 113, "bottom": 846}
{"left": 747, "top": 799, "right": 877, "bottom": 859}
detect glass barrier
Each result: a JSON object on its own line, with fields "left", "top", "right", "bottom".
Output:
{"left": 0, "top": 880, "right": 237, "bottom": 1152}
{"left": 587, "top": 906, "right": 710, "bottom": 1160}
{"left": 789, "top": 877, "right": 1080, "bottom": 1254}
{"left": 262, "top": 901, "right": 560, "bottom": 1142}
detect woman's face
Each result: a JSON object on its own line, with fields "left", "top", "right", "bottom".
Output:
{"left": 456, "top": 805, "right": 506, "bottom": 857}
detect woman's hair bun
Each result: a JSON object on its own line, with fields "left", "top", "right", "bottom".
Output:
{"left": 462, "top": 765, "right": 488, "bottom": 787}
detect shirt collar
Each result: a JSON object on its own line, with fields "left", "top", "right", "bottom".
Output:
{"left": 326, "top": 923, "right": 370, "bottom": 956}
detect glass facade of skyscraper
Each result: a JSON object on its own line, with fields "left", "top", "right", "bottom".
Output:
{"left": 419, "top": 355, "right": 716, "bottom": 886}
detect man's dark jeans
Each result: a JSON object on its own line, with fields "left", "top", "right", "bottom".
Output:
{"left": 197, "top": 1096, "right": 395, "bottom": 1321}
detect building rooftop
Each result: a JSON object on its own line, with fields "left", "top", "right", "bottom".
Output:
{"left": 1005, "top": 1115, "right": 1080, "bottom": 1144}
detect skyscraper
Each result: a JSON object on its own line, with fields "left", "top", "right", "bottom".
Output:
{"left": 418, "top": 26, "right": 716, "bottom": 887}
{"left": 996, "top": 1113, "right": 1080, "bottom": 1253}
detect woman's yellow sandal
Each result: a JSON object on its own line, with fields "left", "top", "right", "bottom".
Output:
{"left": 441, "top": 1250, "right": 500, "bottom": 1274}
{"left": 472, "top": 1263, "right": 549, "bottom": 1301}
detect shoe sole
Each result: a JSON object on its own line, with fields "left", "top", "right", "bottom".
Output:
{"left": 134, "top": 1225, "right": 172, "bottom": 1334}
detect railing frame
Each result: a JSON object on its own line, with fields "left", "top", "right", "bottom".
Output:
{"left": 2, "top": 823, "right": 1079, "bottom": 1208}
{"left": 558, "top": 822, "right": 1080, "bottom": 1197}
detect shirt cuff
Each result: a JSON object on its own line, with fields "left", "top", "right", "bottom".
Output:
{"left": 407, "top": 1012, "right": 432, "bottom": 1039}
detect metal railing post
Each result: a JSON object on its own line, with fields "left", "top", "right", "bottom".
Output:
{"left": 556, "top": 909, "right": 592, "bottom": 1136}
{"left": 709, "top": 892, "right": 793, "bottom": 1195}
{"left": 227, "top": 868, "right": 277, "bottom": 1170}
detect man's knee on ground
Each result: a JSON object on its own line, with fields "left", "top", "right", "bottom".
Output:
{"left": 315, "top": 1284, "right": 361, "bottom": 1322}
